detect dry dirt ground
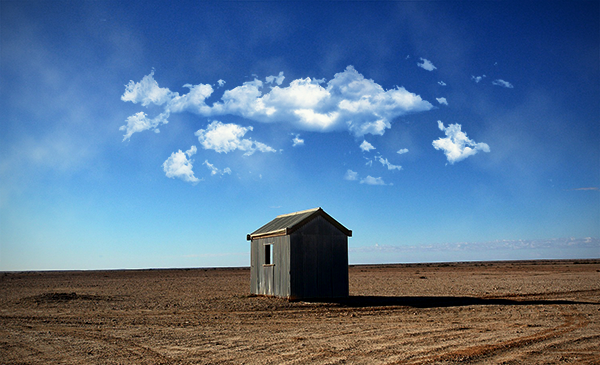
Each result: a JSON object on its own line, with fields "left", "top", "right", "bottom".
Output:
{"left": 1, "top": 260, "right": 599, "bottom": 364}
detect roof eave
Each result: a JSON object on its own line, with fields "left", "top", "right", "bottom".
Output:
{"left": 247, "top": 228, "right": 288, "bottom": 241}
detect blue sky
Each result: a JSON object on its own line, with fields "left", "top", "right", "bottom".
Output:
{"left": 1, "top": 1, "right": 598, "bottom": 271}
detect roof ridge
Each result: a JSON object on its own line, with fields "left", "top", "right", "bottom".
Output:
{"left": 275, "top": 207, "right": 321, "bottom": 218}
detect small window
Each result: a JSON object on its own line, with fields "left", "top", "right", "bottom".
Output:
{"left": 264, "top": 243, "right": 273, "bottom": 265}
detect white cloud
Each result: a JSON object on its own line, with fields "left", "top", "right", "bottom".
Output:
{"left": 168, "top": 83, "right": 214, "bottom": 115}
{"left": 417, "top": 58, "right": 437, "bottom": 71}
{"left": 194, "top": 120, "right": 276, "bottom": 156}
{"left": 121, "top": 70, "right": 174, "bottom": 107}
{"left": 213, "top": 79, "right": 266, "bottom": 119}
{"left": 365, "top": 158, "right": 373, "bottom": 167}
{"left": 217, "top": 79, "right": 226, "bottom": 87}
{"left": 492, "top": 79, "right": 514, "bottom": 88}
{"left": 265, "top": 71, "right": 285, "bottom": 86}
{"left": 292, "top": 134, "right": 304, "bottom": 147}
{"left": 438, "top": 81, "right": 446, "bottom": 86}
{"left": 203, "top": 160, "right": 232, "bottom": 176}
{"left": 397, "top": 148, "right": 409, "bottom": 154}
{"left": 344, "top": 169, "right": 358, "bottom": 181}
{"left": 432, "top": 121, "right": 490, "bottom": 164}
{"left": 121, "top": 66, "right": 433, "bottom": 140}
{"left": 360, "top": 175, "right": 386, "bottom": 185}
{"left": 162, "top": 146, "right": 201, "bottom": 184}
{"left": 119, "top": 111, "right": 169, "bottom": 141}
{"left": 360, "top": 140, "right": 375, "bottom": 152}
{"left": 377, "top": 156, "right": 402, "bottom": 171}
{"left": 471, "top": 75, "right": 486, "bottom": 83}
{"left": 436, "top": 97, "right": 448, "bottom": 105}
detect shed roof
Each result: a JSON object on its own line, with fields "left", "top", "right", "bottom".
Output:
{"left": 247, "top": 207, "right": 352, "bottom": 240}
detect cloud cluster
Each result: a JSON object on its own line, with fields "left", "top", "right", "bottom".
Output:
{"left": 162, "top": 146, "right": 201, "bottom": 184}
{"left": 432, "top": 121, "right": 490, "bottom": 164}
{"left": 195, "top": 121, "right": 275, "bottom": 156}
{"left": 121, "top": 65, "right": 495, "bottom": 185}
{"left": 355, "top": 136, "right": 404, "bottom": 185}
{"left": 120, "top": 66, "right": 433, "bottom": 140}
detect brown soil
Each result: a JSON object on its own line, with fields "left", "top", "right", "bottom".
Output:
{"left": 1, "top": 260, "right": 599, "bottom": 364}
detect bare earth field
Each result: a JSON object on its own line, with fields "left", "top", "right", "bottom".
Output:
{"left": 1, "top": 260, "right": 599, "bottom": 364}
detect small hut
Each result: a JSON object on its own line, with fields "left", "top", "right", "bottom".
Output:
{"left": 247, "top": 207, "right": 352, "bottom": 300}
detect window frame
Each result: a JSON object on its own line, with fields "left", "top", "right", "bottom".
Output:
{"left": 263, "top": 242, "right": 274, "bottom": 267}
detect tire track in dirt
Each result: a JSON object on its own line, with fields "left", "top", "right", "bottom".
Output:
{"left": 404, "top": 303, "right": 590, "bottom": 364}
{"left": 484, "top": 288, "right": 600, "bottom": 301}
{"left": 33, "top": 325, "right": 176, "bottom": 364}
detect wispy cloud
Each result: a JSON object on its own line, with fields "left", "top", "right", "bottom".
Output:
{"left": 162, "top": 146, "right": 201, "bottom": 184}
{"left": 417, "top": 58, "right": 437, "bottom": 71}
{"left": 471, "top": 75, "right": 486, "bottom": 83}
{"left": 120, "top": 66, "right": 433, "bottom": 140}
{"left": 265, "top": 71, "right": 285, "bottom": 85}
{"left": 203, "top": 160, "right": 231, "bottom": 176}
{"left": 570, "top": 187, "right": 599, "bottom": 191}
{"left": 432, "top": 121, "right": 490, "bottom": 164}
{"left": 344, "top": 169, "right": 358, "bottom": 181}
{"left": 492, "top": 79, "right": 514, "bottom": 88}
{"left": 438, "top": 81, "right": 446, "bottom": 86}
{"left": 194, "top": 121, "right": 276, "bottom": 156}
{"left": 397, "top": 148, "right": 409, "bottom": 155}
{"left": 292, "top": 134, "right": 304, "bottom": 147}
{"left": 351, "top": 237, "right": 600, "bottom": 253}
{"left": 436, "top": 97, "right": 448, "bottom": 105}
{"left": 345, "top": 170, "right": 389, "bottom": 186}
{"left": 360, "top": 140, "right": 375, "bottom": 152}
{"left": 376, "top": 156, "right": 402, "bottom": 170}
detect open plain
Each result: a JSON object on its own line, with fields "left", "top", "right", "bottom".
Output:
{"left": 1, "top": 260, "right": 599, "bottom": 364}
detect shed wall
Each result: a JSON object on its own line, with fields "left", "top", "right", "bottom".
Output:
{"left": 289, "top": 215, "right": 349, "bottom": 299}
{"left": 250, "top": 235, "right": 291, "bottom": 297}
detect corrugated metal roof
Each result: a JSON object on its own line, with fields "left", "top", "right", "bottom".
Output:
{"left": 247, "top": 207, "right": 352, "bottom": 240}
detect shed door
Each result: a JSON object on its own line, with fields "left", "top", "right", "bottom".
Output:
{"left": 261, "top": 243, "right": 275, "bottom": 295}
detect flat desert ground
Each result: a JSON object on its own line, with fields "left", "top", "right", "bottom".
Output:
{"left": 1, "top": 260, "right": 599, "bottom": 364}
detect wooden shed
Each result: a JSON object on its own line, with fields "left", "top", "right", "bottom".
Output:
{"left": 247, "top": 207, "right": 352, "bottom": 300}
